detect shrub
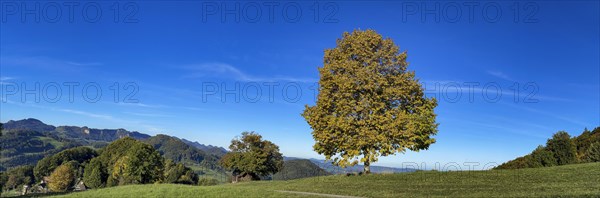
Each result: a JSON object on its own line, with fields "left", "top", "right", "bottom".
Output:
{"left": 198, "top": 177, "right": 219, "bottom": 186}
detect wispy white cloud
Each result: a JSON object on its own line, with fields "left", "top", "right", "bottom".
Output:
{"left": 487, "top": 71, "right": 515, "bottom": 82}
{"left": 1, "top": 56, "right": 102, "bottom": 71}
{"left": 124, "top": 112, "right": 173, "bottom": 118}
{"left": 456, "top": 119, "right": 550, "bottom": 139}
{"left": 0, "top": 76, "right": 17, "bottom": 85}
{"left": 114, "top": 102, "right": 165, "bottom": 108}
{"left": 0, "top": 77, "right": 16, "bottom": 81}
{"left": 59, "top": 109, "right": 114, "bottom": 120}
{"left": 65, "top": 61, "right": 103, "bottom": 66}
{"left": 182, "top": 62, "right": 317, "bottom": 83}
{"left": 500, "top": 101, "right": 590, "bottom": 127}
{"left": 422, "top": 79, "right": 573, "bottom": 102}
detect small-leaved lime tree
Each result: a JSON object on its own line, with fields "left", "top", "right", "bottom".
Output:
{"left": 303, "top": 29, "right": 438, "bottom": 173}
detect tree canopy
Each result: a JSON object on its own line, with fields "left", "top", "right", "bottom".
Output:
{"left": 546, "top": 131, "right": 577, "bottom": 165}
{"left": 34, "top": 146, "right": 97, "bottom": 181}
{"left": 220, "top": 132, "right": 283, "bottom": 182}
{"left": 93, "top": 137, "right": 165, "bottom": 186}
{"left": 302, "top": 29, "right": 438, "bottom": 173}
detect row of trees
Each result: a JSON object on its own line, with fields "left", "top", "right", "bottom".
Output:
{"left": 1, "top": 130, "right": 286, "bottom": 194}
{"left": 0, "top": 165, "right": 33, "bottom": 193}
{"left": 0, "top": 137, "right": 201, "bottom": 193}
{"left": 496, "top": 128, "right": 600, "bottom": 169}
{"left": 1, "top": 131, "right": 286, "bottom": 193}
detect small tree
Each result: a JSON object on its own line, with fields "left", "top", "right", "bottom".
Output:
{"left": 220, "top": 132, "right": 283, "bottom": 182}
{"left": 48, "top": 163, "right": 77, "bottom": 192}
{"left": 546, "top": 131, "right": 577, "bottom": 165}
{"left": 585, "top": 142, "right": 600, "bottom": 162}
{"left": 303, "top": 29, "right": 438, "bottom": 173}
{"left": 83, "top": 158, "right": 107, "bottom": 188}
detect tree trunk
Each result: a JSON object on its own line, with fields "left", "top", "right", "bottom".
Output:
{"left": 364, "top": 161, "right": 371, "bottom": 174}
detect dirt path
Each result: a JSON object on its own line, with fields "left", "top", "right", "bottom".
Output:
{"left": 275, "top": 190, "right": 366, "bottom": 198}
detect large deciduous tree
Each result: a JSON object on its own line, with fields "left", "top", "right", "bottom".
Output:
{"left": 219, "top": 132, "right": 283, "bottom": 182}
{"left": 303, "top": 29, "right": 438, "bottom": 173}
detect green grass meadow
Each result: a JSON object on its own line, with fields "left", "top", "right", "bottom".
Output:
{"left": 41, "top": 162, "right": 600, "bottom": 198}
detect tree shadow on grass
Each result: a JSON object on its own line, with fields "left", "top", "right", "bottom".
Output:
{"left": 9, "top": 191, "right": 73, "bottom": 198}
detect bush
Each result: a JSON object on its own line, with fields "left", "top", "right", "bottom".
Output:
{"left": 198, "top": 177, "right": 219, "bottom": 186}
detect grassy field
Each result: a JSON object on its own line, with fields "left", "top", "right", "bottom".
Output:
{"left": 44, "top": 162, "right": 600, "bottom": 198}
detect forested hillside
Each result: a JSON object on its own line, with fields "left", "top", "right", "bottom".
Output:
{"left": 496, "top": 127, "right": 600, "bottom": 169}
{"left": 0, "top": 129, "right": 81, "bottom": 171}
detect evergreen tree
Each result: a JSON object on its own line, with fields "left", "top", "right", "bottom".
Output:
{"left": 83, "top": 158, "right": 107, "bottom": 188}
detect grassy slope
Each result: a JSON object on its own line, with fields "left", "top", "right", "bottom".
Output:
{"left": 52, "top": 163, "right": 600, "bottom": 198}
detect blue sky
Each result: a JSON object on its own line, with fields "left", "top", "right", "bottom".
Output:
{"left": 1, "top": 1, "right": 598, "bottom": 170}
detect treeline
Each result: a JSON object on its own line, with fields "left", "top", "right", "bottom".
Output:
{"left": 495, "top": 127, "right": 600, "bottom": 169}
{"left": 0, "top": 137, "right": 205, "bottom": 194}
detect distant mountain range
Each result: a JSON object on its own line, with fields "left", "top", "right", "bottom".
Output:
{"left": 180, "top": 138, "right": 228, "bottom": 157}
{"left": 3, "top": 118, "right": 151, "bottom": 141}
{"left": 0, "top": 118, "right": 227, "bottom": 171}
{"left": 1, "top": 118, "right": 417, "bottom": 176}
{"left": 283, "top": 157, "right": 418, "bottom": 174}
